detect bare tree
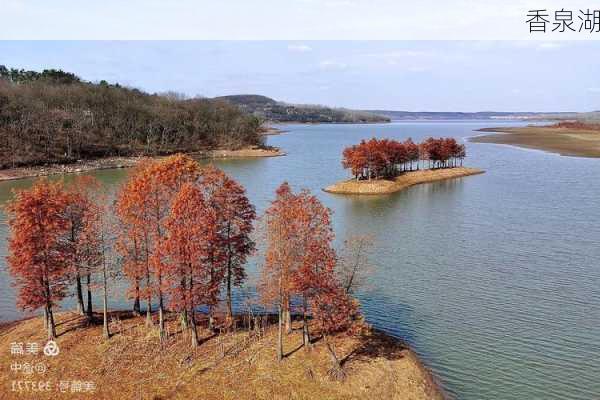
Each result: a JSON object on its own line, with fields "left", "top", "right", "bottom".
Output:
{"left": 336, "top": 234, "right": 375, "bottom": 295}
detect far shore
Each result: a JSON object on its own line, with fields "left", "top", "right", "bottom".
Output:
{"left": 470, "top": 125, "right": 600, "bottom": 158}
{"left": 0, "top": 311, "right": 443, "bottom": 400}
{"left": 324, "top": 167, "right": 484, "bottom": 195}
{"left": 0, "top": 146, "right": 285, "bottom": 182}
{"left": 260, "top": 126, "right": 287, "bottom": 135}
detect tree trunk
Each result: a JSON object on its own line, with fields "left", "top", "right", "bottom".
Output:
{"left": 43, "top": 307, "right": 48, "bottom": 330}
{"left": 47, "top": 304, "right": 57, "bottom": 340}
{"left": 284, "top": 298, "right": 292, "bottom": 334}
{"left": 133, "top": 280, "right": 141, "bottom": 316}
{"left": 277, "top": 303, "right": 283, "bottom": 361}
{"left": 324, "top": 335, "right": 345, "bottom": 380}
{"left": 207, "top": 303, "right": 215, "bottom": 331}
{"left": 190, "top": 308, "right": 198, "bottom": 348}
{"left": 76, "top": 273, "right": 85, "bottom": 315}
{"left": 86, "top": 274, "right": 93, "bottom": 320}
{"left": 302, "top": 296, "right": 311, "bottom": 349}
{"left": 146, "top": 297, "right": 152, "bottom": 327}
{"left": 226, "top": 267, "right": 233, "bottom": 325}
{"left": 102, "top": 267, "right": 109, "bottom": 339}
{"left": 158, "top": 294, "right": 166, "bottom": 342}
{"left": 180, "top": 309, "right": 189, "bottom": 331}
{"left": 226, "top": 224, "right": 234, "bottom": 323}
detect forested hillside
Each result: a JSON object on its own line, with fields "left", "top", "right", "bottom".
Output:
{"left": 0, "top": 66, "right": 263, "bottom": 168}
{"left": 216, "top": 94, "right": 390, "bottom": 123}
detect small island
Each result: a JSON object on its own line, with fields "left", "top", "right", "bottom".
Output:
{"left": 325, "top": 137, "right": 483, "bottom": 195}
{"left": 325, "top": 167, "right": 484, "bottom": 195}
{"left": 470, "top": 121, "right": 600, "bottom": 158}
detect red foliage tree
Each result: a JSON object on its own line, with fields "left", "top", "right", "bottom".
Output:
{"left": 342, "top": 137, "right": 467, "bottom": 179}
{"left": 261, "top": 183, "right": 341, "bottom": 359}
{"left": 5, "top": 179, "right": 72, "bottom": 339}
{"left": 288, "top": 189, "right": 336, "bottom": 348}
{"left": 65, "top": 175, "right": 101, "bottom": 320}
{"left": 199, "top": 166, "right": 256, "bottom": 326}
{"left": 260, "top": 182, "right": 298, "bottom": 360}
{"left": 115, "top": 154, "right": 201, "bottom": 341}
{"left": 161, "top": 182, "right": 219, "bottom": 347}
{"left": 75, "top": 178, "right": 117, "bottom": 339}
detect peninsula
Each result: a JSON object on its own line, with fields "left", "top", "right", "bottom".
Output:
{"left": 0, "top": 312, "right": 443, "bottom": 400}
{"left": 470, "top": 122, "right": 600, "bottom": 158}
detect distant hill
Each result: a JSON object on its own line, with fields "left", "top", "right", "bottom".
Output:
{"left": 215, "top": 95, "right": 390, "bottom": 123}
{"left": 365, "top": 110, "right": 578, "bottom": 121}
{"left": 0, "top": 66, "right": 263, "bottom": 168}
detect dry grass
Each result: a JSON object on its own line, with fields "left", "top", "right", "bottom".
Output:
{"left": 0, "top": 312, "right": 442, "bottom": 400}
{"left": 471, "top": 125, "right": 600, "bottom": 158}
{"left": 323, "top": 167, "right": 484, "bottom": 195}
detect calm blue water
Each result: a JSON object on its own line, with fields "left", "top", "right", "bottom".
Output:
{"left": 1, "top": 121, "right": 599, "bottom": 399}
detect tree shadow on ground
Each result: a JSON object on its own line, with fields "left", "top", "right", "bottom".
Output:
{"left": 341, "top": 329, "right": 408, "bottom": 367}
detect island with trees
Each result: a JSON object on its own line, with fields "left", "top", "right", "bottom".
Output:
{"left": 324, "top": 137, "right": 483, "bottom": 195}
{"left": 0, "top": 66, "right": 283, "bottom": 181}
{"left": 0, "top": 155, "right": 443, "bottom": 400}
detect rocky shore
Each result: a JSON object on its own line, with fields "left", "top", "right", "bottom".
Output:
{"left": 0, "top": 146, "right": 285, "bottom": 182}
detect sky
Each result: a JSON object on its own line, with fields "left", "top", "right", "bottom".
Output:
{"left": 2, "top": 0, "right": 599, "bottom": 40}
{"left": 1, "top": 41, "right": 599, "bottom": 112}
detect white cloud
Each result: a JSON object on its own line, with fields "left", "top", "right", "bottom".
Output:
{"left": 324, "top": 0, "right": 355, "bottom": 7}
{"left": 587, "top": 87, "right": 600, "bottom": 93}
{"left": 365, "top": 50, "right": 431, "bottom": 59}
{"left": 319, "top": 60, "right": 348, "bottom": 70}
{"left": 287, "top": 44, "right": 312, "bottom": 52}
{"left": 537, "top": 42, "right": 562, "bottom": 51}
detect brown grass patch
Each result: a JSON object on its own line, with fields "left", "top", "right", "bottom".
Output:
{"left": 0, "top": 312, "right": 442, "bottom": 400}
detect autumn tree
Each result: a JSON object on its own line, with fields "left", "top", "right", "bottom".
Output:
{"left": 260, "top": 183, "right": 339, "bottom": 359}
{"left": 116, "top": 161, "right": 155, "bottom": 325}
{"left": 64, "top": 176, "right": 101, "bottom": 320}
{"left": 5, "top": 179, "right": 72, "bottom": 339}
{"left": 200, "top": 166, "right": 256, "bottom": 326}
{"left": 115, "top": 154, "right": 201, "bottom": 341}
{"left": 260, "top": 182, "right": 297, "bottom": 360}
{"left": 288, "top": 189, "right": 337, "bottom": 349}
{"left": 79, "top": 181, "right": 115, "bottom": 339}
{"left": 161, "top": 183, "right": 219, "bottom": 347}
{"left": 341, "top": 137, "right": 467, "bottom": 179}
{"left": 63, "top": 181, "right": 89, "bottom": 316}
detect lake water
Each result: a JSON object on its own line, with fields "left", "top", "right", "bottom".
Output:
{"left": 1, "top": 121, "right": 599, "bottom": 400}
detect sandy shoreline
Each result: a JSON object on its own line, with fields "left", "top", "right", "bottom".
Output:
{"left": 0, "top": 146, "right": 285, "bottom": 182}
{"left": 324, "top": 167, "right": 484, "bottom": 195}
{"left": 0, "top": 312, "right": 443, "bottom": 400}
{"left": 470, "top": 126, "right": 600, "bottom": 158}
